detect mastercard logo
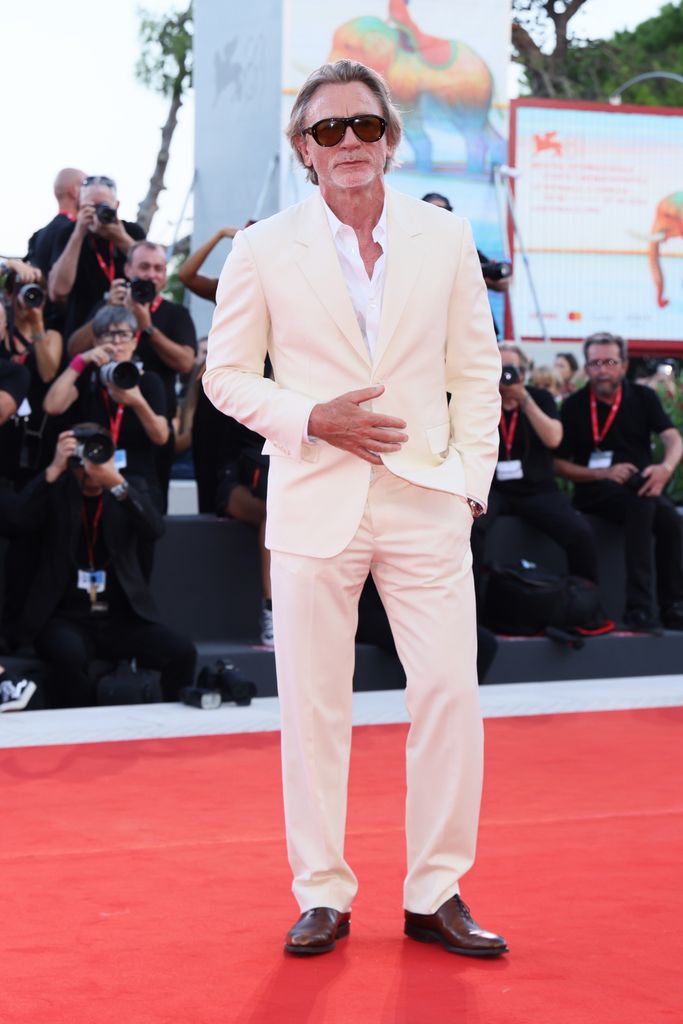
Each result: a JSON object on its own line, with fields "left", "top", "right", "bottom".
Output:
{"left": 567, "top": 311, "right": 583, "bottom": 321}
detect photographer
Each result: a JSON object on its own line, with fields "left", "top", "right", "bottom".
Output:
{"left": 0, "top": 272, "right": 63, "bottom": 485}
{"left": 554, "top": 332, "right": 683, "bottom": 632}
{"left": 12, "top": 428, "right": 196, "bottom": 707}
{"left": 473, "top": 343, "right": 599, "bottom": 587}
{"left": 48, "top": 175, "right": 145, "bottom": 338}
{"left": 68, "top": 241, "right": 197, "bottom": 508}
{"left": 26, "top": 168, "right": 85, "bottom": 278}
{"left": 43, "top": 305, "right": 168, "bottom": 509}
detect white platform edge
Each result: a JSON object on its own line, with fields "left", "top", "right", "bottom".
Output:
{"left": 1, "top": 675, "right": 682, "bottom": 749}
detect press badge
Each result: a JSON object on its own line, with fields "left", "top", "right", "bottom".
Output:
{"left": 78, "top": 570, "right": 106, "bottom": 594}
{"left": 496, "top": 459, "right": 523, "bottom": 481}
{"left": 588, "top": 450, "right": 613, "bottom": 469}
{"left": 114, "top": 449, "right": 128, "bottom": 470}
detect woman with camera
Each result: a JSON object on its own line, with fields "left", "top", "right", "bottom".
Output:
{"left": 0, "top": 273, "right": 63, "bottom": 487}
{"left": 43, "top": 305, "right": 168, "bottom": 511}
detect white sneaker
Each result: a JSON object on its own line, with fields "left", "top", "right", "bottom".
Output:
{"left": 0, "top": 678, "right": 37, "bottom": 712}
{"left": 259, "top": 606, "right": 274, "bottom": 648}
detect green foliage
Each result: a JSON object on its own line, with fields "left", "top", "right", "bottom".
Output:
{"left": 163, "top": 252, "right": 187, "bottom": 306}
{"left": 513, "top": 0, "right": 683, "bottom": 105}
{"left": 135, "top": 3, "right": 193, "bottom": 100}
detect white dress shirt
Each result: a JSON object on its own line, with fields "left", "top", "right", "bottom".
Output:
{"left": 322, "top": 197, "right": 387, "bottom": 361}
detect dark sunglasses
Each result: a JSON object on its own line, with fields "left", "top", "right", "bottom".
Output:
{"left": 82, "top": 175, "right": 117, "bottom": 189}
{"left": 302, "top": 114, "right": 387, "bottom": 147}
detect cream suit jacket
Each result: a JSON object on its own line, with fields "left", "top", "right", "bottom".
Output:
{"left": 204, "top": 186, "right": 502, "bottom": 558}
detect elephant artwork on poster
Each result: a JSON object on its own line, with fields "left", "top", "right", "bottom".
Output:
{"left": 327, "top": 0, "right": 506, "bottom": 175}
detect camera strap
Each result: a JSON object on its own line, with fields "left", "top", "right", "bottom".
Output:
{"left": 150, "top": 295, "right": 163, "bottom": 314}
{"left": 589, "top": 386, "right": 622, "bottom": 447}
{"left": 90, "top": 237, "right": 116, "bottom": 284}
{"left": 499, "top": 408, "right": 520, "bottom": 460}
{"left": 100, "top": 389, "right": 125, "bottom": 446}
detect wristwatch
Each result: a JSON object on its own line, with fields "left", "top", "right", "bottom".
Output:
{"left": 466, "top": 497, "right": 485, "bottom": 519}
{"left": 110, "top": 480, "right": 129, "bottom": 501}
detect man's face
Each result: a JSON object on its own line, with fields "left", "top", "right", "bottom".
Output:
{"left": 584, "top": 342, "right": 626, "bottom": 398}
{"left": 295, "top": 81, "right": 393, "bottom": 194}
{"left": 94, "top": 321, "right": 137, "bottom": 363}
{"left": 125, "top": 246, "right": 167, "bottom": 294}
{"left": 81, "top": 184, "right": 119, "bottom": 232}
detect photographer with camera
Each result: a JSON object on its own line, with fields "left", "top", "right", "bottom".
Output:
{"left": 554, "top": 332, "right": 683, "bottom": 633}
{"left": 0, "top": 269, "right": 63, "bottom": 483}
{"left": 10, "top": 427, "right": 196, "bottom": 707}
{"left": 43, "top": 305, "right": 168, "bottom": 510}
{"left": 47, "top": 175, "right": 145, "bottom": 339}
{"left": 473, "top": 343, "right": 599, "bottom": 588}
{"left": 67, "top": 241, "right": 197, "bottom": 508}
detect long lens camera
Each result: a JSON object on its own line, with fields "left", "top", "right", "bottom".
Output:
{"left": 18, "top": 282, "right": 45, "bottom": 308}
{"left": 480, "top": 260, "right": 512, "bottom": 282}
{"left": 95, "top": 203, "right": 117, "bottom": 225}
{"left": 68, "top": 423, "right": 115, "bottom": 467}
{"left": 501, "top": 365, "right": 521, "bottom": 386}
{"left": 129, "top": 278, "right": 156, "bottom": 305}
{"left": 99, "top": 361, "right": 140, "bottom": 390}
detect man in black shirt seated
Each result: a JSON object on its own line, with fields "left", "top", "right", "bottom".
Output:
{"left": 48, "top": 175, "right": 145, "bottom": 338}
{"left": 13, "top": 429, "right": 197, "bottom": 708}
{"left": 554, "top": 332, "right": 683, "bottom": 633}
{"left": 68, "top": 240, "right": 197, "bottom": 508}
{"left": 474, "top": 343, "right": 599, "bottom": 585}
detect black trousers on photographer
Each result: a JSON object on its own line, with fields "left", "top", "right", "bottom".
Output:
{"left": 34, "top": 614, "right": 197, "bottom": 707}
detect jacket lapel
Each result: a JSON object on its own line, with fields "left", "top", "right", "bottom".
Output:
{"left": 293, "top": 193, "right": 371, "bottom": 367}
{"left": 373, "top": 188, "right": 424, "bottom": 369}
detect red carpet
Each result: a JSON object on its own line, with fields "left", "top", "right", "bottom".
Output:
{"left": 3, "top": 708, "right": 683, "bottom": 1023}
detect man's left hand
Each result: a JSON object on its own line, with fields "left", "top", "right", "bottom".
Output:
{"left": 637, "top": 463, "right": 671, "bottom": 497}
{"left": 107, "top": 383, "right": 143, "bottom": 408}
{"left": 124, "top": 291, "right": 152, "bottom": 330}
{"left": 83, "top": 456, "right": 125, "bottom": 490}
{"left": 500, "top": 382, "right": 527, "bottom": 406}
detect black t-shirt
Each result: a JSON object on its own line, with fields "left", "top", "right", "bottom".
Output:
{"left": 27, "top": 213, "right": 75, "bottom": 277}
{"left": 493, "top": 385, "right": 560, "bottom": 496}
{"left": 68, "top": 365, "right": 167, "bottom": 484}
{"left": 137, "top": 300, "right": 197, "bottom": 417}
{"left": 50, "top": 220, "right": 145, "bottom": 339}
{"left": 558, "top": 380, "right": 674, "bottom": 507}
{"left": 57, "top": 494, "right": 130, "bottom": 619}
{"left": 0, "top": 334, "right": 63, "bottom": 483}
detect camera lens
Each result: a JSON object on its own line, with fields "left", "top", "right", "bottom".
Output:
{"left": 99, "top": 361, "right": 140, "bottom": 390}
{"left": 18, "top": 283, "right": 45, "bottom": 308}
{"left": 82, "top": 435, "right": 115, "bottom": 464}
{"left": 129, "top": 278, "right": 157, "bottom": 305}
{"left": 95, "top": 203, "right": 116, "bottom": 225}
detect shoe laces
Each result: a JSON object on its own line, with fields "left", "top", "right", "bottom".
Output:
{"left": 453, "top": 895, "right": 473, "bottom": 921}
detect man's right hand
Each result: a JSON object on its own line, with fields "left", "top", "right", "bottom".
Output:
{"left": 81, "top": 346, "right": 114, "bottom": 368}
{"left": 108, "top": 278, "right": 128, "bottom": 306}
{"left": 600, "top": 462, "right": 638, "bottom": 485}
{"left": 74, "top": 203, "right": 97, "bottom": 238}
{"left": 307, "top": 385, "right": 408, "bottom": 466}
{"left": 46, "top": 430, "right": 77, "bottom": 481}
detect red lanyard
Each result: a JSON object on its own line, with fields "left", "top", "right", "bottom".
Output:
{"left": 150, "top": 294, "right": 162, "bottom": 313}
{"left": 90, "top": 237, "right": 116, "bottom": 284}
{"left": 100, "top": 388, "right": 125, "bottom": 446}
{"left": 81, "top": 496, "right": 104, "bottom": 569}
{"left": 590, "top": 386, "right": 622, "bottom": 447}
{"left": 58, "top": 209, "right": 76, "bottom": 222}
{"left": 499, "top": 408, "right": 520, "bottom": 460}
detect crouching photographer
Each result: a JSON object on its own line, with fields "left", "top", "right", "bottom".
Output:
{"left": 11, "top": 428, "right": 197, "bottom": 707}
{"left": 43, "top": 305, "right": 168, "bottom": 510}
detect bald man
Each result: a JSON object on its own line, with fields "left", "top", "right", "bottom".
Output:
{"left": 27, "top": 167, "right": 86, "bottom": 277}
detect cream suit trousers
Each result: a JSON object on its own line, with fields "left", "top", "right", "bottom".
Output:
{"left": 270, "top": 467, "right": 484, "bottom": 916}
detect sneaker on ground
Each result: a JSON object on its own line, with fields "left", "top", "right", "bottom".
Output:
{"left": 0, "top": 678, "right": 37, "bottom": 712}
{"left": 260, "top": 607, "right": 274, "bottom": 648}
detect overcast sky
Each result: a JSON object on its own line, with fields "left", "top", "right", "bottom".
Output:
{"left": 0, "top": 0, "right": 669, "bottom": 257}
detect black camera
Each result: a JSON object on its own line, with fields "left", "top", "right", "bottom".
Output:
{"left": 480, "top": 259, "right": 512, "bottom": 282}
{"left": 95, "top": 202, "right": 117, "bottom": 225}
{"left": 625, "top": 469, "right": 648, "bottom": 493}
{"left": 129, "top": 277, "right": 156, "bottom": 305}
{"left": 68, "top": 423, "right": 115, "bottom": 467}
{"left": 196, "top": 660, "right": 257, "bottom": 706}
{"left": 3, "top": 271, "right": 45, "bottom": 308}
{"left": 501, "top": 364, "right": 521, "bottom": 386}
{"left": 180, "top": 686, "right": 222, "bottom": 710}
{"left": 99, "top": 361, "right": 140, "bottom": 390}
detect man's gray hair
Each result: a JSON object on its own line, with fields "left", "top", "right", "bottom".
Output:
{"left": 92, "top": 305, "right": 138, "bottom": 337}
{"left": 127, "top": 239, "right": 166, "bottom": 264}
{"left": 286, "top": 59, "right": 403, "bottom": 185}
{"left": 583, "top": 332, "right": 627, "bottom": 362}
{"left": 499, "top": 342, "right": 530, "bottom": 372}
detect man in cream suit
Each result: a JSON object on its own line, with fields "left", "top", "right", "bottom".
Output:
{"left": 204, "top": 59, "right": 507, "bottom": 958}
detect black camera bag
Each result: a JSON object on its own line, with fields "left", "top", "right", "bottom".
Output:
{"left": 482, "top": 560, "right": 611, "bottom": 640}
{"left": 96, "top": 660, "right": 163, "bottom": 705}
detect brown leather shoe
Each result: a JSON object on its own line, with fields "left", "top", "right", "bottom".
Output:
{"left": 284, "top": 908, "right": 351, "bottom": 955}
{"left": 404, "top": 895, "right": 508, "bottom": 957}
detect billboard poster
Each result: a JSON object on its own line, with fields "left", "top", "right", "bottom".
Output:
{"left": 510, "top": 99, "right": 683, "bottom": 347}
{"left": 281, "top": 0, "right": 511, "bottom": 317}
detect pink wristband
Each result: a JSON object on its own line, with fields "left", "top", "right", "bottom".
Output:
{"left": 70, "top": 355, "right": 87, "bottom": 374}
